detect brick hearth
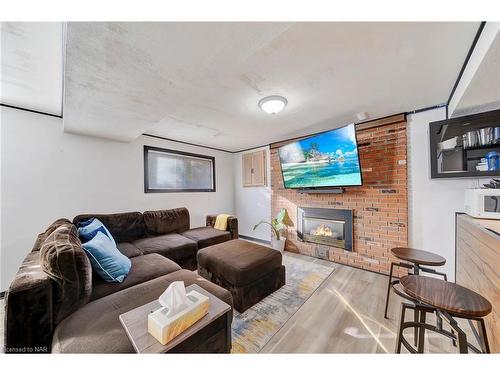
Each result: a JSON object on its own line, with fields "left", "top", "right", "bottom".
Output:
{"left": 270, "top": 118, "right": 408, "bottom": 276}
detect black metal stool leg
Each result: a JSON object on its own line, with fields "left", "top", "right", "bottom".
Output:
{"left": 412, "top": 264, "right": 420, "bottom": 347}
{"left": 478, "top": 318, "right": 491, "bottom": 354}
{"left": 417, "top": 309, "right": 426, "bottom": 353}
{"left": 457, "top": 330, "right": 468, "bottom": 353}
{"left": 436, "top": 313, "right": 442, "bottom": 330}
{"left": 395, "top": 303, "right": 407, "bottom": 353}
{"left": 447, "top": 317, "right": 468, "bottom": 354}
{"left": 413, "top": 308, "right": 419, "bottom": 347}
{"left": 451, "top": 328, "right": 457, "bottom": 347}
{"left": 384, "top": 262, "right": 395, "bottom": 319}
{"left": 436, "top": 313, "right": 456, "bottom": 346}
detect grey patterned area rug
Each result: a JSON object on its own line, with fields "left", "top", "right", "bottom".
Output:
{"left": 231, "top": 253, "right": 334, "bottom": 353}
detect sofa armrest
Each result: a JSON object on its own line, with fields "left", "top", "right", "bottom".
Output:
{"left": 206, "top": 215, "right": 238, "bottom": 240}
{"left": 4, "top": 252, "right": 54, "bottom": 353}
{"left": 206, "top": 214, "right": 217, "bottom": 228}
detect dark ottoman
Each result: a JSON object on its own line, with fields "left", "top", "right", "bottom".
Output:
{"left": 197, "top": 239, "right": 285, "bottom": 312}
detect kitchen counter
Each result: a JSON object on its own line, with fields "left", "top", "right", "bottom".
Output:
{"left": 456, "top": 213, "right": 500, "bottom": 352}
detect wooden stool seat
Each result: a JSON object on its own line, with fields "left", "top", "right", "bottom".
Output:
{"left": 391, "top": 247, "right": 446, "bottom": 266}
{"left": 401, "top": 275, "right": 492, "bottom": 318}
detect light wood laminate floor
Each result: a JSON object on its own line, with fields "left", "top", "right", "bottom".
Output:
{"left": 261, "top": 252, "right": 475, "bottom": 353}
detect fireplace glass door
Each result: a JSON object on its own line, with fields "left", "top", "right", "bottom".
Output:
{"left": 302, "top": 217, "right": 345, "bottom": 248}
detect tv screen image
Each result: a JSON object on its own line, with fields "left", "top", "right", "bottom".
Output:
{"left": 278, "top": 123, "right": 363, "bottom": 189}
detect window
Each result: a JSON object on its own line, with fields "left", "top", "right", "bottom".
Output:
{"left": 144, "top": 146, "right": 215, "bottom": 193}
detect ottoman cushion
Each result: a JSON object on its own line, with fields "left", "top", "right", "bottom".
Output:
{"left": 197, "top": 239, "right": 282, "bottom": 286}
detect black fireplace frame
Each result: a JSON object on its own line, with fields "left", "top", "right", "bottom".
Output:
{"left": 297, "top": 207, "right": 354, "bottom": 251}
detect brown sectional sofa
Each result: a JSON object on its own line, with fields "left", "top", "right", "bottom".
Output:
{"left": 4, "top": 208, "right": 238, "bottom": 353}
{"left": 72, "top": 208, "right": 238, "bottom": 270}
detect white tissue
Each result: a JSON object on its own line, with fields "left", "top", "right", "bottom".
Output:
{"left": 158, "top": 281, "right": 189, "bottom": 317}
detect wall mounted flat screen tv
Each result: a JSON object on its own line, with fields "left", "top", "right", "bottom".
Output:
{"left": 278, "top": 123, "right": 363, "bottom": 189}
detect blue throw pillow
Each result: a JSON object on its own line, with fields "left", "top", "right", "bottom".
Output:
{"left": 77, "top": 218, "right": 116, "bottom": 246}
{"left": 81, "top": 231, "right": 131, "bottom": 283}
{"left": 76, "top": 218, "right": 96, "bottom": 228}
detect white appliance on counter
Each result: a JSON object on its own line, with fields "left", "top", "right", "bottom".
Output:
{"left": 464, "top": 188, "right": 500, "bottom": 219}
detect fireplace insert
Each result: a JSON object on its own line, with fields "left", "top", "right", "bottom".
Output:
{"left": 297, "top": 207, "right": 353, "bottom": 251}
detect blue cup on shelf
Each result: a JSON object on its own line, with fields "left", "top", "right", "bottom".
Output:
{"left": 486, "top": 151, "right": 500, "bottom": 171}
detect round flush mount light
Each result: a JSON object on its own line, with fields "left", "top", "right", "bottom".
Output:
{"left": 258, "top": 95, "right": 288, "bottom": 114}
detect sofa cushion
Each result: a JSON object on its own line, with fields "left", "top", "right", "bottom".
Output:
{"left": 143, "top": 207, "right": 190, "bottom": 235}
{"left": 181, "top": 227, "right": 231, "bottom": 249}
{"left": 32, "top": 218, "right": 72, "bottom": 252}
{"left": 52, "top": 270, "right": 233, "bottom": 353}
{"left": 197, "top": 239, "right": 282, "bottom": 286}
{"left": 132, "top": 233, "right": 198, "bottom": 262}
{"left": 116, "top": 242, "right": 142, "bottom": 258}
{"left": 77, "top": 218, "right": 116, "bottom": 245}
{"left": 81, "top": 232, "right": 132, "bottom": 283}
{"left": 40, "top": 223, "right": 92, "bottom": 324}
{"left": 91, "top": 253, "right": 181, "bottom": 301}
{"left": 73, "top": 212, "right": 145, "bottom": 243}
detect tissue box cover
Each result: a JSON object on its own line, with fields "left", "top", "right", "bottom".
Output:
{"left": 148, "top": 290, "right": 209, "bottom": 345}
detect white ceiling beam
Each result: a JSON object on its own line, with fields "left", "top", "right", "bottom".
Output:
{"left": 448, "top": 22, "right": 500, "bottom": 117}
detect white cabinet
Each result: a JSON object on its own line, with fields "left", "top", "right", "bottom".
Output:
{"left": 242, "top": 150, "right": 267, "bottom": 187}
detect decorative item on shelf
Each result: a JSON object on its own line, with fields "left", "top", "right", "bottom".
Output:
{"left": 253, "top": 208, "right": 294, "bottom": 252}
{"left": 478, "top": 127, "right": 494, "bottom": 146}
{"left": 493, "top": 127, "right": 500, "bottom": 144}
{"left": 486, "top": 151, "right": 500, "bottom": 171}
{"left": 147, "top": 281, "right": 209, "bottom": 345}
{"left": 482, "top": 178, "right": 500, "bottom": 189}
{"left": 476, "top": 158, "right": 489, "bottom": 171}
{"left": 437, "top": 136, "right": 459, "bottom": 151}
{"left": 463, "top": 130, "right": 479, "bottom": 149}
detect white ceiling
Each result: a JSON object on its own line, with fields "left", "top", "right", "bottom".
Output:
{"left": 16, "top": 22, "right": 479, "bottom": 151}
{"left": 1, "top": 22, "right": 63, "bottom": 115}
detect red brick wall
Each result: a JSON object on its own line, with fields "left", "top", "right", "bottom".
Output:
{"left": 270, "top": 120, "right": 408, "bottom": 275}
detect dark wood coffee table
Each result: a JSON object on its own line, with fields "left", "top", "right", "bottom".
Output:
{"left": 119, "top": 284, "right": 231, "bottom": 353}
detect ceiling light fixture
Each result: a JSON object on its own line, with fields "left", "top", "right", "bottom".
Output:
{"left": 258, "top": 95, "right": 288, "bottom": 114}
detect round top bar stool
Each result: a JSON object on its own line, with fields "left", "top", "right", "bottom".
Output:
{"left": 391, "top": 248, "right": 446, "bottom": 270}
{"left": 401, "top": 276, "right": 492, "bottom": 318}
{"left": 396, "top": 275, "right": 492, "bottom": 353}
{"left": 384, "top": 247, "right": 447, "bottom": 319}
{"left": 384, "top": 247, "right": 448, "bottom": 349}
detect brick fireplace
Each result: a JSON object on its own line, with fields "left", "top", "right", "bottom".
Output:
{"left": 270, "top": 115, "right": 408, "bottom": 276}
